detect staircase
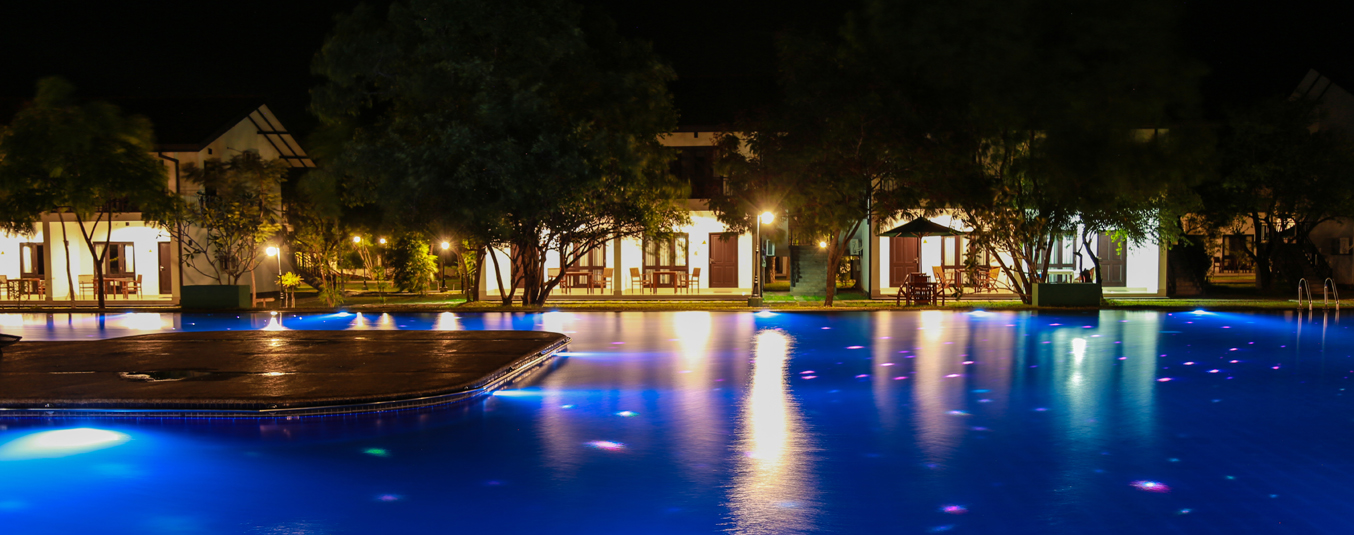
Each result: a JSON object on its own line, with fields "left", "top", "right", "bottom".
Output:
{"left": 790, "top": 246, "right": 829, "bottom": 296}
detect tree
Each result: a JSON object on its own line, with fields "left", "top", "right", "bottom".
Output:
{"left": 851, "top": 0, "right": 1206, "bottom": 303}
{"left": 310, "top": 0, "right": 688, "bottom": 306}
{"left": 387, "top": 232, "right": 437, "bottom": 294}
{"left": 710, "top": 31, "right": 930, "bottom": 306}
{"left": 169, "top": 151, "right": 287, "bottom": 304}
{"left": 0, "top": 77, "right": 176, "bottom": 308}
{"left": 1193, "top": 97, "right": 1354, "bottom": 291}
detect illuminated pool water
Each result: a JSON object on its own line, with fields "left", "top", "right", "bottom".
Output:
{"left": 1, "top": 310, "right": 1352, "bottom": 534}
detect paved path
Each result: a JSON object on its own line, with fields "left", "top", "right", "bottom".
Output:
{"left": 0, "top": 330, "right": 568, "bottom": 417}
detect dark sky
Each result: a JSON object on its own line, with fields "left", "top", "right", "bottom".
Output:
{"left": 2, "top": 0, "right": 1350, "bottom": 133}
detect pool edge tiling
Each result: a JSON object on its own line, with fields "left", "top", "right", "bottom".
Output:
{"left": 0, "top": 330, "right": 569, "bottom": 417}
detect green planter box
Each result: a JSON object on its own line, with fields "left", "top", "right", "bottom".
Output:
{"left": 181, "top": 285, "right": 251, "bottom": 309}
{"left": 1032, "top": 282, "right": 1102, "bottom": 307}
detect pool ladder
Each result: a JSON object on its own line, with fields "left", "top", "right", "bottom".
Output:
{"left": 1297, "top": 278, "right": 1339, "bottom": 310}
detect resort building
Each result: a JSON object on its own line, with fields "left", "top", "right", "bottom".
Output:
{"left": 0, "top": 98, "right": 312, "bottom": 305}
{"left": 479, "top": 126, "right": 1170, "bottom": 300}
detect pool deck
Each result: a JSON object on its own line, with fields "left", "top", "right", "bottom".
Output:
{"left": 0, "top": 330, "right": 569, "bottom": 417}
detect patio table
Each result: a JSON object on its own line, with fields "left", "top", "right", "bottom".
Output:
{"left": 649, "top": 270, "right": 684, "bottom": 293}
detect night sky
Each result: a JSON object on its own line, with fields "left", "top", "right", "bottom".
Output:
{"left": 2, "top": 0, "right": 1350, "bottom": 134}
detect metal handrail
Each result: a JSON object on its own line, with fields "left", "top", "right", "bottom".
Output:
{"left": 1325, "top": 278, "right": 1340, "bottom": 310}
{"left": 1298, "top": 278, "right": 1312, "bottom": 310}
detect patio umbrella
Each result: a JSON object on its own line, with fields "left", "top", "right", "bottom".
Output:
{"left": 878, "top": 217, "right": 967, "bottom": 238}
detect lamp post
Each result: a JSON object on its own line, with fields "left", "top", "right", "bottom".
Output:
{"left": 265, "top": 246, "right": 281, "bottom": 306}
{"left": 755, "top": 211, "right": 775, "bottom": 302}
{"left": 440, "top": 241, "right": 451, "bottom": 293}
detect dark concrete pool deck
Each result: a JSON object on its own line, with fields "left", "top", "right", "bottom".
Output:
{"left": 0, "top": 330, "right": 569, "bottom": 417}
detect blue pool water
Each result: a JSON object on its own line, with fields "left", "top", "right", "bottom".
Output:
{"left": 1, "top": 309, "right": 1352, "bottom": 534}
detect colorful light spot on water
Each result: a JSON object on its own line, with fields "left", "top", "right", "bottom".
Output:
{"left": 1131, "top": 480, "right": 1170, "bottom": 492}
{"left": 1230, "top": 360, "right": 1239, "bottom": 363}
{"left": 1157, "top": 377, "right": 1172, "bottom": 382}
{"left": 945, "top": 373, "right": 962, "bottom": 378}
{"left": 941, "top": 505, "right": 968, "bottom": 514}
{"left": 1050, "top": 323, "right": 1062, "bottom": 326}
{"left": 1184, "top": 362, "right": 1195, "bottom": 365}
{"left": 977, "top": 399, "right": 992, "bottom": 403}
{"left": 847, "top": 345, "right": 864, "bottom": 349}
{"left": 376, "top": 494, "right": 402, "bottom": 502}
{"left": 560, "top": 405, "right": 574, "bottom": 409}
{"left": 821, "top": 327, "right": 831, "bottom": 330}
{"left": 1272, "top": 366, "right": 1282, "bottom": 370}
{"left": 962, "top": 361, "right": 974, "bottom": 365}
{"left": 1209, "top": 369, "right": 1220, "bottom": 373}
{"left": 947, "top": 410, "right": 970, "bottom": 416}
{"left": 893, "top": 376, "right": 907, "bottom": 380}
{"left": 881, "top": 363, "right": 895, "bottom": 367}
{"left": 364, "top": 448, "right": 389, "bottom": 457}
{"left": 971, "top": 426, "right": 989, "bottom": 431}
{"left": 1178, "top": 508, "right": 1193, "bottom": 515}
{"left": 855, "top": 374, "right": 870, "bottom": 379}
{"left": 802, "top": 376, "right": 817, "bottom": 379}
{"left": 586, "top": 441, "right": 625, "bottom": 451}
{"left": 927, "top": 525, "right": 955, "bottom": 533}
{"left": 1034, "top": 408, "right": 1048, "bottom": 412}
{"left": 616, "top": 411, "right": 637, "bottom": 417}
{"left": 1118, "top": 357, "right": 1127, "bottom": 360}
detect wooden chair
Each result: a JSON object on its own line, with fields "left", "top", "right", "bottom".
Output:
{"left": 686, "top": 267, "right": 701, "bottom": 294}
{"left": 0, "top": 275, "right": 7, "bottom": 300}
{"left": 78, "top": 274, "right": 96, "bottom": 299}
{"left": 980, "top": 266, "right": 1001, "bottom": 292}
{"left": 931, "top": 266, "right": 950, "bottom": 292}
{"left": 628, "top": 267, "right": 649, "bottom": 294}
{"left": 124, "top": 274, "right": 143, "bottom": 297}
{"left": 598, "top": 268, "right": 613, "bottom": 292}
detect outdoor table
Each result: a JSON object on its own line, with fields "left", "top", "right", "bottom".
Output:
{"left": 564, "top": 271, "right": 594, "bottom": 294}
{"left": 649, "top": 270, "right": 684, "bottom": 293}
{"left": 103, "top": 277, "right": 132, "bottom": 298}
{"left": 6, "top": 279, "right": 43, "bottom": 301}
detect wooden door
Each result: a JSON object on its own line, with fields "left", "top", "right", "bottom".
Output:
{"left": 1097, "top": 233, "right": 1127, "bottom": 287}
{"left": 708, "top": 233, "right": 739, "bottom": 288}
{"left": 158, "top": 242, "right": 172, "bottom": 294}
{"left": 889, "top": 237, "right": 920, "bottom": 287}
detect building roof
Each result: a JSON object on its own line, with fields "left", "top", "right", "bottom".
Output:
{"left": 2, "top": 96, "right": 313, "bottom": 167}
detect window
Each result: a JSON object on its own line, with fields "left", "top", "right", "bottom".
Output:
{"left": 644, "top": 234, "right": 688, "bottom": 285}
{"left": 671, "top": 147, "right": 720, "bottom": 199}
{"left": 96, "top": 242, "right": 135, "bottom": 276}
{"left": 1047, "top": 237, "right": 1076, "bottom": 270}
{"left": 19, "top": 243, "right": 44, "bottom": 278}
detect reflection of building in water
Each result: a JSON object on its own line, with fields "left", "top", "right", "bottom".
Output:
{"left": 913, "top": 310, "right": 966, "bottom": 465}
{"left": 1049, "top": 312, "right": 1160, "bottom": 499}
{"left": 671, "top": 311, "right": 723, "bottom": 487}
{"left": 728, "top": 329, "right": 816, "bottom": 534}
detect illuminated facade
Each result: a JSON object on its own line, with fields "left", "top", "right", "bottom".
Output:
{"left": 0, "top": 99, "right": 312, "bottom": 304}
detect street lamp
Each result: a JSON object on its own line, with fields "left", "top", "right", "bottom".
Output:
{"left": 352, "top": 236, "right": 361, "bottom": 244}
{"left": 379, "top": 238, "right": 387, "bottom": 245}
{"left": 439, "top": 240, "right": 451, "bottom": 292}
{"left": 265, "top": 246, "right": 281, "bottom": 305}
{"left": 755, "top": 211, "right": 775, "bottom": 300}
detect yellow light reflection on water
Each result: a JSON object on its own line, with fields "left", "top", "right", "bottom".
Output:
{"left": 728, "top": 329, "right": 815, "bottom": 533}
{"left": 433, "top": 312, "right": 459, "bottom": 331}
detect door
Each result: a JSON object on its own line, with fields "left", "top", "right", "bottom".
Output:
{"left": 1097, "top": 233, "right": 1127, "bottom": 287}
{"left": 708, "top": 233, "right": 739, "bottom": 288}
{"left": 158, "top": 242, "right": 172, "bottom": 294}
{"left": 888, "top": 237, "right": 920, "bottom": 287}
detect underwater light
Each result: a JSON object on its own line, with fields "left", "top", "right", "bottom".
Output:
{"left": 968, "top": 310, "right": 989, "bottom": 317}
{"left": 755, "top": 310, "right": 776, "bottom": 318}
{"left": 0, "top": 428, "right": 130, "bottom": 460}
{"left": 1191, "top": 309, "right": 1210, "bottom": 315}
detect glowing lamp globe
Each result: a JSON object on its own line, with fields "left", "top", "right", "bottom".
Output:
{"left": 759, "top": 212, "right": 775, "bottom": 225}
{"left": 265, "top": 246, "right": 278, "bottom": 257}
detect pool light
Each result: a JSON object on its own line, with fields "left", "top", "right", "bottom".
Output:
{"left": 1130, "top": 480, "right": 1170, "bottom": 492}
{"left": 587, "top": 440, "right": 625, "bottom": 451}
{"left": 0, "top": 428, "right": 130, "bottom": 460}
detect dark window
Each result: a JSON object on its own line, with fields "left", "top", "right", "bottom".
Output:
{"left": 19, "top": 243, "right": 44, "bottom": 278}
{"left": 671, "top": 147, "right": 720, "bottom": 199}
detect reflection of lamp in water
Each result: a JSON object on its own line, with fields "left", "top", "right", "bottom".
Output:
{"left": 728, "top": 329, "right": 814, "bottom": 533}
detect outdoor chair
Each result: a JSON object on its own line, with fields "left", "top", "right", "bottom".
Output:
{"left": 124, "top": 274, "right": 143, "bottom": 297}
{"left": 0, "top": 275, "right": 7, "bottom": 300}
{"left": 547, "top": 268, "right": 566, "bottom": 293}
{"left": 981, "top": 266, "right": 1001, "bottom": 292}
{"left": 628, "top": 267, "right": 650, "bottom": 294}
{"left": 598, "top": 268, "right": 613, "bottom": 291}
{"left": 686, "top": 267, "right": 701, "bottom": 294}
{"left": 931, "top": 266, "right": 953, "bottom": 292}
{"left": 78, "top": 274, "right": 96, "bottom": 299}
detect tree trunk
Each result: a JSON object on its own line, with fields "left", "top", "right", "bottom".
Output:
{"left": 250, "top": 267, "right": 257, "bottom": 308}
{"left": 1083, "top": 233, "right": 1103, "bottom": 285}
{"left": 488, "top": 246, "right": 512, "bottom": 305}
{"left": 57, "top": 212, "right": 76, "bottom": 303}
{"left": 824, "top": 239, "right": 841, "bottom": 307}
{"left": 75, "top": 212, "right": 110, "bottom": 309}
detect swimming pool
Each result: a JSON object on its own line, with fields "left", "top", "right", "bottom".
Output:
{"left": 0, "top": 309, "right": 1350, "bottom": 534}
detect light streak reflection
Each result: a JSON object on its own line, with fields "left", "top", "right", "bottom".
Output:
{"left": 727, "top": 329, "right": 816, "bottom": 534}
